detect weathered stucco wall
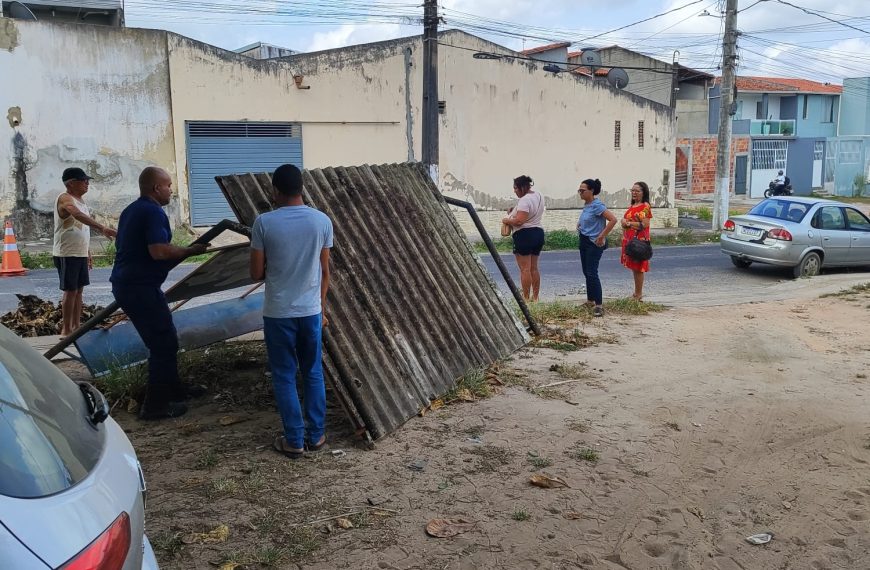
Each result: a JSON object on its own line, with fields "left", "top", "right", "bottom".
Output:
{"left": 1, "top": 21, "right": 675, "bottom": 239}
{"left": 438, "top": 32, "right": 676, "bottom": 235}
{"left": 0, "top": 19, "right": 174, "bottom": 237}
{"left": 167, "top": 34, "right": 413, "bottom": 224}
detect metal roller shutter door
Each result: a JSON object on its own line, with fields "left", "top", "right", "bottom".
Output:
{"left": 187, "top": 122, "right": 303, "bottom": 226}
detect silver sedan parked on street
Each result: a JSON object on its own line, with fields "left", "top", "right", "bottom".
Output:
{"left": 721, "top": 197, "right": 870, "bottom": 278}
{"left": 0, "top": 324, "right": 159, "bottom": 570}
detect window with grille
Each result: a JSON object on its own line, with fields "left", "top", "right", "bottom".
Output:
{"left": 638, "top": 121, "right": 644, "bottom": 148}
{"left": 813, "top": 141, "right": 824, "bottom": 161}
{"left": 751, "top": 140, "right": 787, "bottom": 170}
{"left": 614, "top": 121, "right": 621, "bottom": 149}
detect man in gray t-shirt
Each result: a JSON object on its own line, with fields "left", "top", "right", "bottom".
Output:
{"left": 250, "top": 164, "right": 333, "bottom": 459}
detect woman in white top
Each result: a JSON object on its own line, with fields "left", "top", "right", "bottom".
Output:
{"left": 502, "top": 175, "right": 546, "bottom": 301}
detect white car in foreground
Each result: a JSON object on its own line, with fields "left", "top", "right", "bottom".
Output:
{"left": 0, "top": 324, "right": 158, "bottom": 569}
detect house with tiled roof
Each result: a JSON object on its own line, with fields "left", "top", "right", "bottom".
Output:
{"left": 519, "top": 41, "right": 572, "bottom": 70}
{"left": 702, "top": 76, "right": 842, "bottom": 197}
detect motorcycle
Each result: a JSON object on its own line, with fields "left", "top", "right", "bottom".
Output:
{"left": 764, "top": 177, "right": 792, "bottom": 198}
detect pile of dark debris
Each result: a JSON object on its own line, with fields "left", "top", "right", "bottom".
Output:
{"left": 1, "top": 294, "right": 103, "bottom": 337}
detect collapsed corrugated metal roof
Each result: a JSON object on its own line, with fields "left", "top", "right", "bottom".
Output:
{"left": 215, "top": 162, "right": 528, "bottom": 440}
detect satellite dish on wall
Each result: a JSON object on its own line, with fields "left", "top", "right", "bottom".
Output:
{"left": 8, "top": 1, "right": 37, "bottom": 20}
{"left": 607, "top": 68, "right": 629, "bottom": 90}
{"left": 580, "top": 50, "right": 601, "bottom": 67}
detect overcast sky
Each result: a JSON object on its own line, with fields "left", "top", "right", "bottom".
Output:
{"left": 125, "top": 0, "right": 870, "bottom": 84}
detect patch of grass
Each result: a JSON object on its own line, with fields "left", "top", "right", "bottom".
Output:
{"left": 151, "top": 531, "right": 184, "bottom": 558}
{"left": 217, "top": 552, "right": 245, "bottom": 566}
{"left": 349, "top": 511, "right": 371, "bottom": 528}
{"left": 697, "top": 206, "right": 713, "bottom": 221}
{"left": 19, "top": 251, "right": 54, "bottom": 269}
{"left": 543, "top": 229, "right": 578, "bottom": 250}
{"left": 91, "top": 240, "right": 116, "bottom": 267}
{"left": 534, "top": 340, "right": 581, "bottom": 352}
{"left": 474, "top": 226, "right": 720, "bottom": 254}
{"left": 526, "top": 300, "right": 592, "bottom": 325}
{"left": 253, "top": 511, "right": 281, "bottom": 536}
{"left": 172, "top": 232, "right": 215, "bottom": 264}
{"left": 567, "top": 446, "right": 600, "bottom": 463}
{"left": 95, "top": 361, "right": 147, "bottom": 406}
{"left": 603, "top": 298, "right": 666, "bottom": 315}
{"left": 285, "top": 526, "right": 323, "bottom": 561}
{"left": 512, "top": 508, "right": 532, "bottom": 521}
{"left": 242, "top": 469, "right": 266, "bottom": 493}
{"left": 444, "top": 367, "right": 491, "bottom": 403}
{"left": 194, "top": 448, "right": 219, "bottom": 470}
{"left": 208, "top": 476, "right": 239, "bottom": 498}
{"left": 565, "top": 418, "right": 592, "bottom": 432}
{"left": 255, "top": 546, "right": 286, "bottom": 566}
{"left": 820, "top": 283, "right": 870, "bottom": 299}
{"left": 462, "top": 445, "right": 517, "bottom": 473}
{"left": 549, "top": 363, "right": 590, "bottom": 379}
{"left": 527, "top": 453, "right": 553, "bottom": 470}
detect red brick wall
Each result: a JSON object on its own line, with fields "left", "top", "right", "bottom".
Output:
{"left": 677, "top": 136, "right": 750, "bottom": 195}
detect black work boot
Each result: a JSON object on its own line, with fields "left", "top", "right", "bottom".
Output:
{"left": 139, "top": 384, "right": 188, "bottom": 420}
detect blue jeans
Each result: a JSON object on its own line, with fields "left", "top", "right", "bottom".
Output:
{"left": 263, "top": 314, "right": 326, "bottom": 449}
{"left": 112, "top": 283, "right": 179, "bottom": 388}
{"left": 579, "top": 234, "right": 605, "bottom": 305}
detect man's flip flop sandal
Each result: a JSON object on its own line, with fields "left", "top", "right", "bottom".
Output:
{"left": 273, "top": 435, "right": 303, "bottom": 459}
{"left": 306, "top": 437, "right": 327, "bottom": 452}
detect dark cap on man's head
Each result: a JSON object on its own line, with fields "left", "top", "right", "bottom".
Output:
{"left": 62, "top": 167, "right": 93, "bottom": 182}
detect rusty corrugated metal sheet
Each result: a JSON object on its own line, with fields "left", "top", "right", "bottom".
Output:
{"left": 215, "top": 163, "right": 528, "bottom": 440}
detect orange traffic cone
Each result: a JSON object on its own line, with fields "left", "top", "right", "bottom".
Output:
{"left": 1, "top": 220, "right": 27, "bottom": 277}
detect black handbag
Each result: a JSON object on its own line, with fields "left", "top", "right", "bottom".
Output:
{"left": 625, "top": 230, "right": 653, "bottom": 262}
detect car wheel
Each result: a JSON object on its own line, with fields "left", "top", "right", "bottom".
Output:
{"left": 794, "top": 251, "right": 821, "bottom": 278}
{"left": 731, "top": 256, "right": 752, "bottom": 269}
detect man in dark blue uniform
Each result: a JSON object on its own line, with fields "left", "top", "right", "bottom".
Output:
{"left": 111, "top": 166, "right": 208, "bottom": 420}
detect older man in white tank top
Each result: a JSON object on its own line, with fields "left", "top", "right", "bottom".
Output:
{"left": 53, "top": 167, "right": 117, "bottom": 337}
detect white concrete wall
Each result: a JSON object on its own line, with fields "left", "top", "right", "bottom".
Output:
{"left": 0, "top": 22, "right": 677, "bottom": 238}
{"left": 440, "top": 33, "right": 677, "bottom": 236}
{"left": 0, "top": 19, "right": 174, "bottom": 235}
{"left": 167, "top": 34, "right": 413, "bottom": 224}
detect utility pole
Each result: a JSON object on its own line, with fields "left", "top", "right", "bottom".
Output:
{"left": 421, "top": 0, "right": 439, "bottom": 182}
{"left": 713, "top": 0, "right": 738, "bottom": 230}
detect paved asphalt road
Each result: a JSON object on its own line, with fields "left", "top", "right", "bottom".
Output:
{"left": 0, "top": 244, "right": 814, "bottom": 314}
{"left": 479, "top": 243, "right": 801, "bottom": 301}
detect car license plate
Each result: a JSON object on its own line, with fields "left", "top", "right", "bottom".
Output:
{"left": 740, "top": 226, "right": 762, "bottom": 238}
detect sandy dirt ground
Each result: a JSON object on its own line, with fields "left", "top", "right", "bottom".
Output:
{"left": 58, "top": 276, "right": 870, "bottom": 570}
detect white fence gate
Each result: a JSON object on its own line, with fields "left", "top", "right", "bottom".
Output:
{"left": 750, "top": 139, "right": 788, "bottom": 198}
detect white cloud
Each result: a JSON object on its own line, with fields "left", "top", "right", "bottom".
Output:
{"left": 306, "top": 23, "right": 408, "bottom": 52}
{"left": 124, "top": 0, "right": 869, "bottom": 80}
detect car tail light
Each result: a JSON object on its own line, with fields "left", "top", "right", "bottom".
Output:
{"left": 723, "top": 219, "right": 736, "bottom": 232}
{"left": 768, "top": 228, "right": 793, "bottom": 241}
{"left": 60, "top": 512, "right": 131, "bottom": 570}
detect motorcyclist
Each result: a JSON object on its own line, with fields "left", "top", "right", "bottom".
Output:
{"left": 773, "top": 170, "right": 786, "bottom": 193}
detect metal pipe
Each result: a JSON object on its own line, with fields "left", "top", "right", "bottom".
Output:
{"left": 44, "top": 219, "right": 251, "bottom": 359}
{"left": 442, "top": 196, "right": 540, "bottom": 336}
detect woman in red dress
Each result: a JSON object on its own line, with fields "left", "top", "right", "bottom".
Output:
{"left": 620, "top": 181, "right": 652, "bottom": 301}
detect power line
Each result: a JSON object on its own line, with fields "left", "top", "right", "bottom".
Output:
{"left": 772, "top": 0, "right": 870, "bottom": 36}
{"left": 576, "top": 0, "right": 707, "bottom": 44}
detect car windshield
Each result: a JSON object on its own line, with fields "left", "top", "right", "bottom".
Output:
{"left": 0, "top": 325, "right": 104, "bottom": 498}
{"left": 749, "top": 199, "right": 810, "bottom": 223}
